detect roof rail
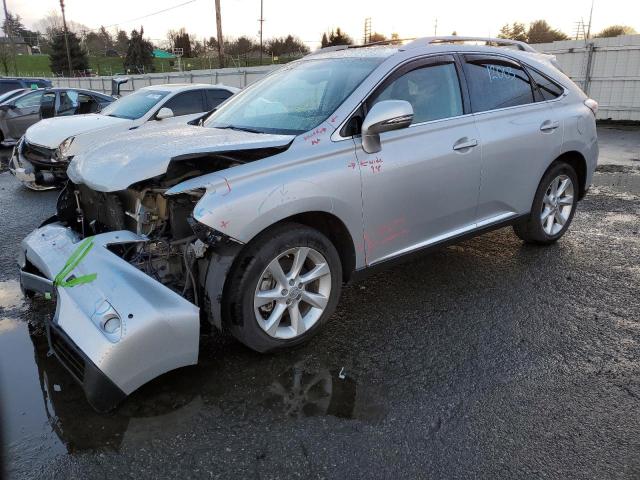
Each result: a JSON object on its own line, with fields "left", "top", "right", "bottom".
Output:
{"left": 306, "top": 38, "right": 416, "bottom": 57}
{"left": 402, "top": 36, "right": 538, "bottom": 53}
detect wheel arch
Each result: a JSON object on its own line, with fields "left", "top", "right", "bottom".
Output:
{"left": 552, "top": 150, "right": 588, "bottom": 200}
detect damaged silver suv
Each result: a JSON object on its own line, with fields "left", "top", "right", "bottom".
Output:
{"left": 19, "top": 37, "right": 598, "bottom": 411}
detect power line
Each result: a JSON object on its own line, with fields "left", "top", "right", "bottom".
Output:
{"left": 85, "top": 0, "right": 199, "bottom": 32}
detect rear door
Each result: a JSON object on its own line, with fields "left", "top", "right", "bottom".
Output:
{"left": 160, "top": 90, "right": 207, "bottom": 117}
{"left": 354, "top": 55, "right": 482, "bottom": 265}
{"left": 461, "top": 54, "right": 563, "bottom": 221}
{"left": 6, "top": 90, "right": 44, "bottom": 138}
{"left": 204, "top": 89, "right": 234, "bottom": 110}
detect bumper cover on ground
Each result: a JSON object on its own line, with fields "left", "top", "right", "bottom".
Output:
{"left": 19, "top": 223, "right": 200, "bottom": 411}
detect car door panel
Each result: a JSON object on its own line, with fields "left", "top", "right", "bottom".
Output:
{"left": 462, "top": 54, "right": 563, "bottom": 219}
{"left": 6, "top": 91, "right": 44, "bottom": 139}
{"left": 354, "top": 58, "right": 481, "bottom": 265}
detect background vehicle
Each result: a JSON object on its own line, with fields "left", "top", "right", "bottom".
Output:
{"left": 9, "top": 83, "right": 239, "bottom": 190}
{"left": 0, "top": 77, "right": 52, "bottom": 94}
{"left": 0, "top": 88, "right": 30, "bottom": 105}
{"left": 18, "top": 37, "right": 598, "bottom": 411}
{"left": 0, "top": 87, "right": 114, "bottom": 147}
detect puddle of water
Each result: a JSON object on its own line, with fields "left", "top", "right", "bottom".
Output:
{"left": 2, "top": 277, "right": 386, "bottom": 475}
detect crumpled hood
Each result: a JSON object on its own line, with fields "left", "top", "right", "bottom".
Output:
{"left": 24, "top": 114, "right": 131, "bottom": 149}
{"left": 67, "top": 124, "right": 295, "bottom": 192}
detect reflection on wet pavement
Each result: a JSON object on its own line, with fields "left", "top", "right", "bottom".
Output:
{"left": 1, "top": 280, "right": 385, "bottom": 466}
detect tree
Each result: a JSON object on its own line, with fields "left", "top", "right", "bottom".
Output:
{"left": 266, "top": 35, "right": 309, "bottom": 56}
{"left": 320, "top": 32, "right": 328, "bottom": 48}
{"left": 225, "top": 36, "right": 255, "bottom": 56}
{"left": 35, "top": 11, "right": 89, "bottom": 41}
{"left": 124, "top": 27, "right": 154, "bottom": 73}
{"left": 0, "top": 41, "right": 11, "bottom": 74}
{"left": 527, "top": 20, "right": 569, "bottom": 44}
{"left": 49, "top": 30, "right": 89, "bottom": 75}
{"left": 115, "top": 30, "right": 129, "bottom": 54}
{"left": 498, "top": 22, "right": 527, "bottom": 42}
{"left": 98, "top": 26, "right": 114, "bottom": 52}
{"left": 168, "top": 28, "right": 193, "bottom": 57}
{"left": 369, "top": 32, "right": 387, "bottom": 43}
{"left": 325, "top": 28, "right": 353, "bottom": 47}
{"left": 595, "top": 25, "right": 637, "bottom": 38}
{"left": 2, "top": 12, "right": 40, "bottom": 47}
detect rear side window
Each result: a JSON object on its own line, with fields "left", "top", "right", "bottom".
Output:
{"left": 371, "top": 62, "right": 463, "bottom": 124}
{"left": 204, "top": 89, "right": 233, "bottom": 110}
{"left": 527, "top": 68, "right": 564, "bottom": 101}
{"left": 163, "top": 90, "right": 206, "bottom": 116}
{"left": 0, "top": 81, "right": 22, "bottom": 95}
{"left": 14, "top": 91, "right": 43, "bottom": 108}
{"left": 463, "top": 56, "right": 535, "bottom": 112}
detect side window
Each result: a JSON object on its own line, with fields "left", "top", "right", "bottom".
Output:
{"left": 0, "top": 81, "right": 22, "bottom": 94}
{"left": 371, "top": 62, "right": 463, "bottom": 124}
{"left": 204, "top": 89, "right": 233, "bottom": 110}
{"left": 41, "top": 92, "right": 56, "bottom": 119}
{"left": 527, "top": 68, "right": 564, "bottom": 101}
{"left": 14, "top": 91, "right": 43, "bottom": 109}
{"left": 464, "top": 57, "right": 535, "bottom": 112}
{"left": 57, "top": 90, "right": 80, "bottom": 116}
{"left": 163, "top": 90, "right": 205, "bottom": 116}
{"left": 77, "top": 93, "right": 99, "bottom": 114}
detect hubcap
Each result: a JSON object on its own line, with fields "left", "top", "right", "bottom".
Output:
{"left": 540, "top": 174, "right": 574, "bottom": 236}
{"left": 254, "top": 247, "right": 332, "bottom": 340}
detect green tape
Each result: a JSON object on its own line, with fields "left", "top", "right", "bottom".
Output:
{"left": 53, "top": 237, "right": 98, "bottom": 288}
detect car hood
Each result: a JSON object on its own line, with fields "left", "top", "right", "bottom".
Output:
{"left": 67, "top": 124, "right": 295, "bottom": 192}
{"left": 24, "top": 114, "right": 131, "bottom": 149}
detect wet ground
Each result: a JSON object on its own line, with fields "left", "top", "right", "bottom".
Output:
{"left": 1, "top": 127, "right": 640, "bottom": 479}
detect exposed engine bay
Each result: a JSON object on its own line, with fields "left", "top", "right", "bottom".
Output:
{"left": 54, "top": 152, "right": 267, "bottom": 306}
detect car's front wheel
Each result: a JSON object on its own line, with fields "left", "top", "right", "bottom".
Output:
{"left": 513, "top": 161, "right": 579, "bottom": 244}
{"left": 223, "top": 223, "right": 342, "bottom": 352}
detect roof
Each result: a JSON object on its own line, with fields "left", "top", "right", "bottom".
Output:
{"left": 153, "top": 49, "right": 176, "bottom": 59}
{"left": 138, "top": 83, "right": 240, "bottom": 93}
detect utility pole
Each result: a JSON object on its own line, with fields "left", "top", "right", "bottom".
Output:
{"left": 59, "top": 0, "right": 73, "bottom": 77}
{"left": 586, "top": 0, "right": 595, "bottom": 39}
{"left": 215, "top": 0, "right": 225, "bottom": 68}
{"left": 258, "top": 0, "right": 264, "bottom": 65}
{"left": 2, "top": 0, "right": 17, "bottom": 75}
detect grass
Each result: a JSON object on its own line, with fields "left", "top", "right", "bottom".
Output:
{"left": 5, "top": 54, "right": 300, "bottom": 77}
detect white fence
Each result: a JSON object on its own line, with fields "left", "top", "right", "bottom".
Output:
{"left": 50, "top": 65, "right": 279, "bottom": 95}
{"left": 535, "top": 35, "right": 640, "bottom": 121}
{"left": 50, "top": 35, "right": 640, "bottom": 121}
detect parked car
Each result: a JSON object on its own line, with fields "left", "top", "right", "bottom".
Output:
{"left": 0, "top": 88, "right": 30, "bottom": 104}
{"left": 0, "top": 87, "right": 115, "bottom": 148}
{"left": 19, "top": 36, "right": 598, "bottom": 411}
{"left": 0, "top": 77, "right": 52, "bottom": 94}
{"left": 9, "top": 83, "right": 239, "bottom": 190}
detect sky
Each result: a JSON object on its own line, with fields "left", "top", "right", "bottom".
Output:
{"left": 6, "top": 0, "right": 640, "bottom": 48}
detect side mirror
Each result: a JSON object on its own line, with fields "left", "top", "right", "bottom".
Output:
{"left": 0, "top": 104, "right": 17, "bottom": 111}
{"left": 155, "top": 107, "right": 174, "bottom": 120}
{"left": 361, "top": 100, "right": 413, "bottom": 153}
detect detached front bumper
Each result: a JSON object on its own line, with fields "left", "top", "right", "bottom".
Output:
{"left": 19, "top": 223, "right": 200, "bottom": 411}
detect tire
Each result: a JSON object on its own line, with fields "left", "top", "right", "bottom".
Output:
{"left": 513, "top": 161, "right": 579, "bottom": 245}
{"left": 222, "top": 222, "right": 342, "bottom": 353}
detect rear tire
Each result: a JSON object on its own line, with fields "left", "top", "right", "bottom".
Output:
{"left": 513, "top": 161, "right": 579, "bottom": 245}
{"left": 223, "top": 223, "right": 342, "bottom": 353}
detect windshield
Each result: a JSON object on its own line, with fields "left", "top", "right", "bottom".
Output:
{"left": 101, "top": 89, "right": 170, "bottom": 120}
{"left": 205, "top": 57, "right": 384, "bottom": 134}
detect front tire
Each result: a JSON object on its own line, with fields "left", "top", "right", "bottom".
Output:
{"left": 514, "top": 161, "right": 579, "bottom": 244}
{"left": 223, "top": 223, "right": 342, "bottom": 353}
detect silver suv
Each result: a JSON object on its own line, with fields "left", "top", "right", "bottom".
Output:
{"left": 19, "top": 37, "right": 598, "bottom": 411}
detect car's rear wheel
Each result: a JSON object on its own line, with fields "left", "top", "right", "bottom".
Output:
{"left": 223, "top": 223, "right": 342, "bottom": 352}
{"left": 513, "top": 161, "right": 579, "bottom": 244}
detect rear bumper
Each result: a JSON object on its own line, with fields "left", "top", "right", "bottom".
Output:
{"left": 19, "top": 223, "right": 200, "bottom": 411}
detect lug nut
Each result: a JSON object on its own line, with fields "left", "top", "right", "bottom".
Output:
{"left": 281, "top": 289, "right": 288, "bottom": 295}
{"left": 298, "top": 282, "right": 303, "bottom": 288}
{"left": 289, "top": 279, "right": 294, "bottom": 286}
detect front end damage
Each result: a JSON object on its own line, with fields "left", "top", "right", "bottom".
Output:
{"left": 9, "top": 138, "right": 69, "bottom": 190}
{"left": 19, "top": 174, "right": 242, "bottom": 411}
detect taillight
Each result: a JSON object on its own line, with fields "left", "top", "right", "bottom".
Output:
{"left": 584, "top": 98, "right": 598, "bottom": 116}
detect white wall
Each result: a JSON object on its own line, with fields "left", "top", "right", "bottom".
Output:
{"left": 534, "top": 35, "right": 640, "bottom": 121}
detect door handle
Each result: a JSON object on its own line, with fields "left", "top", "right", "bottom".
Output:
{"left": 540, "top": 120, "right": 560, "bottom": 132}
{"left": 452, "top": 138, "right": 478, "bottom": 151}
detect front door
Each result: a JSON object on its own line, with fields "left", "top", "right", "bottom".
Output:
{"left": 354, "top": 56, "right": 481, "bottom": 266}
{"left": 6, "top": 90, "right": 44, "bottom": 138}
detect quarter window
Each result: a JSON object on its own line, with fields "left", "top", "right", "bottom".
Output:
{"left": 528, "top": 68, "right": 564, "bottom": 101}
{"left": 163, "top": 90, "right": 205, "bottom": 116}
{"left": 205, "top": 89, "right": 233, "bottom": 110}
{"left": 371, "top": 63, "right": 463, "bottom": 124}
{"left": 464, "top": 57, "right": 535, "bottom": 112}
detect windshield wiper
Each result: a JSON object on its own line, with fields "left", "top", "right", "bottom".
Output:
{"left": 215, "top": 124, "right": 264, "bottom": 134}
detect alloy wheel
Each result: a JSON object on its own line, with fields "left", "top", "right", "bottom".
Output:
{"left": 254, "top": 247, "right": 332, "bottom": 340}
{"left": 540, "top": 174, "right": 575, "bottom": 236}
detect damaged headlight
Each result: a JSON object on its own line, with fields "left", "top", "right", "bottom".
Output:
{"left": 54, "top": 136, "right": 75, "bottom": 163}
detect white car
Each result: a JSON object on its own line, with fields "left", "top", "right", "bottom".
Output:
{"left": 9, "top": 83, "right": 239, "bottom": 190}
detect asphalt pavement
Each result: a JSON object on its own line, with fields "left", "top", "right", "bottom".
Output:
{"left": 1, "top": 126, "right": 639, "bottom": 479}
